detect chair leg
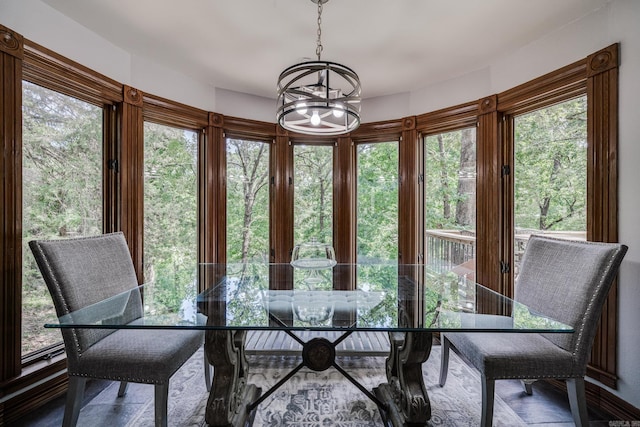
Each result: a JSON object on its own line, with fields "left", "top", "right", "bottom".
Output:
{"left": 154, "top": 383, "right": 169, "bottom": 427}
{"left": 63, "top": 376, "right": 86, "bottom": 427}
{"left": 521, "top": 379, "right": 535, "bottom": 395}
{"left": 117, "top": 381, "right": 129, "bottom": 397}
{"left": 567, "top": 378, "right": 589, "bottom": 427}
{"left": 481, "top": 375, "right": 495, "bottom": 427}
{"left": 439, "top": 335, "right": 451, "bottom": 387}
{"left": 204, "top": 351, "right": 212, "bottom": 392}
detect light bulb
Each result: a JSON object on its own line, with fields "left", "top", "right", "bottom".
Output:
{"left": 296, "top": 101, "right": 307, "bottom": 115}
{"left": 332, "top": 104, "right": 344, "bottom": 118}
{"left": 310, "top": 110, "right": 321, "bottom": 126}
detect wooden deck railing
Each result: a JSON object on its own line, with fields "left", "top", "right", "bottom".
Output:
{"left": 425, "top": 230, "right": 476, "bottom": 274}
{"left": 426, "top": 229, "right": 586, "bottom": 278}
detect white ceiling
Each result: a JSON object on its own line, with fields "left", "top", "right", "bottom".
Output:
{"left": 43, "top": 0, "right": 609, "bottom": 100}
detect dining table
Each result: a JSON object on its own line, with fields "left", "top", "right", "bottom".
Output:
{"left": 47, "top": 262, "right": 573, "bottom": 426}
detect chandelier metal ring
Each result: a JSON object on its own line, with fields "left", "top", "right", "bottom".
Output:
{"left": 276, "top": 0, "right": 361, "bottom": 135}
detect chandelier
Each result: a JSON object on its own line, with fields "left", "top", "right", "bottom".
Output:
{"left": 276, "top": 0, "right": 361, "bottom": 136}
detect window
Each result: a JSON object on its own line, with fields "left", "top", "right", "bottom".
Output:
{"left": 292, "top": 143, "right": 334, "bottom": 289}
{"left": 143, "top": 123, "right": 198, "bottom": 291}
{"left": 21, "top": 81, "right": 103, "bottom": 357}
{"left": 424, "top": 128, "right": 476, "bottom": 278}
{"left": 512, "top": 97, "right": 587, "bottom": 276}
{"left": 226, "top": 138, "right": 270, "bottom": 263}
{"left": 356, "top": 141, "right": 398, "bottom": 263}
{"left": 293, "top": 144, "right": 334, "bottom": 245}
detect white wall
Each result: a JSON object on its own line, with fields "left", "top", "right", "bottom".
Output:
{"left": 2, "top": 0, "right": 639, "bottom": 411}
{"left": 1, "top": 0, "right": 131, "bottom": 84}
{"left": 1, "top": 0, "right": 217, "bottom": 112}
{"left": 608, "top": 0, "right": 640, "bottom": 408}
{"left": 410, "top": 66, "right": 492, "bottom": 114}
{"left": 131, "top": 56, "right": 215, "bottom": 112}
{"left": 214, "top": 88, "right": 274, "bottom": 123}
{"left": 361, "top": 92, "right": 411, "bottom": 123}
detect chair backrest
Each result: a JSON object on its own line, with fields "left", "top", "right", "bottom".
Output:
{"left": 515, "top": 235, "right": 627, "bottom": 365}
{"left": 29, "top": 232, "right": 142, "bottom": 360}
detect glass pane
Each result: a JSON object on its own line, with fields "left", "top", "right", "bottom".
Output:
{"left": 293, "top": 144, "right": 333, "bottom": 245}
{"left": 357, "top": 141, "right": 398, "bottom": 263}
{"left": 513, "top": 97, "right": 587, "bottom": 277}
{"left": 424, "top": 128, "right": 477, "bottom": 280}
{"left": 293, "top": 144, "right": 333, "bottom": 290}
{"left": 22, "top": 81, "right": 103, "bottom": 356}
{"left": 226, "top": 138, "right": 270, "bottom": 262}
{"left": 143, "top": 123, "right": 197, "bottom": 304}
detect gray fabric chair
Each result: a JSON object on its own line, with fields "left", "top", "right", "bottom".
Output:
{"left": 439, "top": 235, "right": 627, "bottom": 427}
{"left": 29, "top": 232, "right": 210, "bottom": 427}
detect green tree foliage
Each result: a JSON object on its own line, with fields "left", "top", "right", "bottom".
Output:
{"left": 357, "top": 142, "right": 398, "bottom": 262}
{"left": 425, "top": 128, "right": 476, "bottom": 231}
{"left": 294, "top": 145, "right": 333, "bottom": 244}
{"left": 226, "top": 139, "right": 270, "bottom": 262}
{"left": 357, "top": 264, "right": 400, "bottom": 326}
{"left": 22, "top": 82, "right": 103, "bottom": 238}
{"left": 143, "top": 123, "right": 198, "bottom": 310}
{"left": 514, "top": 97, "right": 587, "bottom": 231}
{"left": 22, "top": 81, "right": 103, "bottom": 355}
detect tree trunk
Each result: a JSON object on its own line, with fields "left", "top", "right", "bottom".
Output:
{"left": 538, "top": 156, "right": 560, "bottom": 231}
{"left": 539, "top": 197, "right": 550, "bottom": 230}
{"left": 241, "top": 190, "right": 254, "bottom": 263}
{"left": 234, "top": 141, "right": 268, "bottom": 263}
{"left": 319, "top": 178, "right": 326, "bottom": 233}
{"left": 455, "top": 128, "right": 476, "bottom": 227}
{"left": 437, "top": 135, "right": 451, "bottom": 220}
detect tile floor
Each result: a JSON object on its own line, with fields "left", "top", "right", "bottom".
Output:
{"left": 495, "top": 379, "right": 614, "bottom": 427}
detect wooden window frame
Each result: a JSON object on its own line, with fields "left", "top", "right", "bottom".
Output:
{"left": 21, "top": 44, "right": 123, "bottom": 353}
{"left": 351, "top": 129, "right": 403, "bottom": 265}
{"left": 0, "top": 29, "right": 123, "bottom": 423}
{"left": 208, "top": 115, "right": 278, "bottom": 264}
{"left": 141, "top": 97, "right": 207, "bottom": 287}
{"left": 416, "top": 102, "right": 479, "bottom": 268}
{"left": 495, "top": 44, "right": 620, "bottom": 390}
{"left": 222, "top": 130, "right": 273, "bottom": 265}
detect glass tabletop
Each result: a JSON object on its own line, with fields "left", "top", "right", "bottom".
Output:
{"left": 47, "top": 263, "right": 573, "bottom": 334}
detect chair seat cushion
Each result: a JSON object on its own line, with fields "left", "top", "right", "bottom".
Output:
{"left": 71, "top": 328, "right": 203, "bottom": 384}
{"left": 444, "top": 332, "right": 582, "bottom": 380}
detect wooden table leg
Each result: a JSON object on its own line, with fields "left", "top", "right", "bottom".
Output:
{"left": 204, "top": 330, "right": 261, "bottom": 426}
{"left": 374, "top": 331, "right": 433, "bottom": 426}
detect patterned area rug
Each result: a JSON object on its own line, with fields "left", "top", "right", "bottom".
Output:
{"left": 80, "top": 345, "right": 525, "bottom": 426}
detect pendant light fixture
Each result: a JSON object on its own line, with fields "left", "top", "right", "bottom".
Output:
{"left": 276, "top": 0, "right": 361, "bottom": 136}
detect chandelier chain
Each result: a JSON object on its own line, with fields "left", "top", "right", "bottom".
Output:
{"left": 316, "top": 1, "right": 323, "bottom": 60}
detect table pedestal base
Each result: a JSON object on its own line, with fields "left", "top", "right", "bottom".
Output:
{"left": 204, "top": 329, "right": 433, "bottom": 426}
{"left": 374, "top": 331, "right": 433, "bottom": 426}
{"left": 204, "top": 330, "right": 261, "bottom": 426}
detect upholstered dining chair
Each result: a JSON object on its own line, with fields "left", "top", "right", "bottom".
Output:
{"left": 29, "top": 232, "right": 210, "bottom": 427}
{"left": 439, "top": 235, "right": 627, "bottom": 427}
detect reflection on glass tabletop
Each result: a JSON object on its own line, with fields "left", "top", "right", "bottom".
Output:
{"left": 48, "top": 263, "right": 573, "bottom": 334}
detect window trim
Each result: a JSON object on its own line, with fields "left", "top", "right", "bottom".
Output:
{"left": 0, "top": 26, "right": 124, "bottom": 423}
{"left": 20, "top": 41, "right": 122, "bottom": 364}
{"left": 495, "top": 44, "right": 620, "bottom": 389}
